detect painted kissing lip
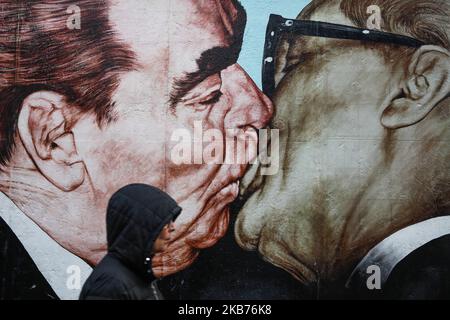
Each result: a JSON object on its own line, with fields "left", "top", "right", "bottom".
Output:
{"left": 220, "top": 179, "right": 240, "bottom": 198}
{"left": 170, "top": 166, "right": 247, "bottom": 244}
{"left": 175, "top": 179, "right": 240, "bottom": 244}
{"left": 203, "top": 165, "right": 246, "bottom": 201}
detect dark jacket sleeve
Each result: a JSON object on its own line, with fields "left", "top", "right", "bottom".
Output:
{"left": 79, "top": 274, "right": 136, "bottom": 300}
{"left": 0, "top": 218, "right": 58, "bottom": 300}
{"left": 383, "top": 234, "right": 450, "bottom": 300}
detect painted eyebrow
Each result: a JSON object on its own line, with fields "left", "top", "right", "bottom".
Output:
{"left": 169, "top": 0, "right": 246, "bottom": 108}
{"left": 169, "top": 44, "right": 241, "bottom": 108}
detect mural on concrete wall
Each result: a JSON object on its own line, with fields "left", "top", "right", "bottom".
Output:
{"left": 0, "top": 0, "right": 449, "bottom": 300}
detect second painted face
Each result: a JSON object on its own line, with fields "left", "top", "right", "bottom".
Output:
{"left": 236, "top": 0, "right": 450, "bottom": 284}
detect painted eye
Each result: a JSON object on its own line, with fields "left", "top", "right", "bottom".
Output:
{"left": 181, "top": 73, "right": 223, "bottom": 109}
{"left": 283, "top": 52, "right": 314, "bottom": 73}
{"left": 199, "top": 91, "right": 223, "bottom": 106}
{"left": 282, "top": 62, "right": 300, "bottom": 74}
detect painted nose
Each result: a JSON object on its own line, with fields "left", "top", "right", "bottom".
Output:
{"left": 222, "top": 64, "right": 274, "bottom": 130}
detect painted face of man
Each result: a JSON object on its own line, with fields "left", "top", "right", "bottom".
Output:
{"left": 153, "top": 221, "right": 175, "bottom": 255}
{"left": 1, "top": 0, "right": 272, "bottom": 276}
{"left": 72, "top": 0, "right": 273, "bottom": 275}
{"left": 236, "top": 0, "right": 450, "bottom": 285}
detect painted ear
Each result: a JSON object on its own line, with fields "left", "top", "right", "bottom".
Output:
{"left": 381, "top": 45, "right": 450, "bottom": 129}
{"left": 18, "top": 91, "right": 85, "bottom": 191}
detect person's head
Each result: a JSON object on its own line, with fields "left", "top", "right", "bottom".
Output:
{"left": 152, "top": 220, "right": 176, "bottom": 254}
{"left": 105, "top": 184, "right": 181, "bottom": 280}
{"left": 236, "top": 0, "right": 450, "bottom": 285}
{"left": 0, "top": 0, "right": 273, "bottom": 274}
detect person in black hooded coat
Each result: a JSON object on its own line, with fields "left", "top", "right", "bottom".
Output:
{"left": 79, "top": 184, "right": 182, "bottom": 300}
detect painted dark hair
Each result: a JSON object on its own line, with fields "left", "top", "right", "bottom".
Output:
{"left": 301, "top": 0, "right": 449, "bottom": 49}
{"left": 340, "top": 0, "right": 449, "bottom": 49}
{"left": 0, "top": 0, "right": 136, "bottom": 166}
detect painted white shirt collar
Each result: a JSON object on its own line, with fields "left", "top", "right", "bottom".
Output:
{"left": 347, "top": 215, "right": 450, "bottom": 288}
{"left": 0, "top": 192, "right": 92, "bottom": 300}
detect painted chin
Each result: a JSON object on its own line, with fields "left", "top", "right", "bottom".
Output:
{"left": 152, "top": 182, "right": 238, "bottom": 275}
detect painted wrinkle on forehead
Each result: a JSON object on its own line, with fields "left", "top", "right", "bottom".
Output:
{"left": 184, "top": 0, "right": 241, "bottom": 34}
{"left": 167, "top": 0, "right": 246, "bottom": 99}
{"left": 214, "top": 0, "right": 240, "bottom": 38}
{"left": 175, "top": 0, "right": 242, "bottom": 44}
{"left": 167, "top": 2, "right": 227, "bottom": 78}
{"left": 300, "top": 0, "right": 355, "bottom": 25}
{"left": 108, "top": 0, "right": 170, "bottom": 65}
{"left": 175, "top": 1, "right": 221, "bottom": 35}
